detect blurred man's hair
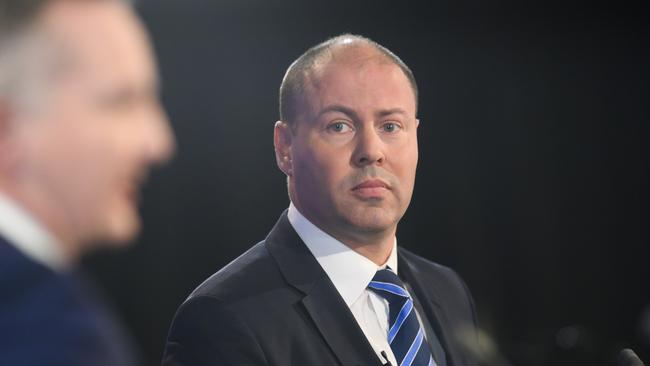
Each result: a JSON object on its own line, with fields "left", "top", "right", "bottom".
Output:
{"left": 279, "top": 34, "right": 418, "bottom": 128}
{"left": 0, "top": 0, "right": 49, "bottom": 109}
{"left": 0, "top": 0, "right": 129, "bottom": 111}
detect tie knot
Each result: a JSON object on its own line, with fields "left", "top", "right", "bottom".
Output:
{"left": 368, "top": 268, "right": 410, "bottom": 299}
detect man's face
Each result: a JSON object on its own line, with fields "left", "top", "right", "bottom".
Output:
{"left": 281, "top": 49, "right": 418, "bottom": 242}
{"left": 14, "top": 1, "right": 175, "bottom": 245}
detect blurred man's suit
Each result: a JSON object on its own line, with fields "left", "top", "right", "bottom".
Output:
{"left": 0, "top": 230, "right": 137, "bottom": 366}
{"left": 163, "top": 210, "right": 478, "bottom": 366}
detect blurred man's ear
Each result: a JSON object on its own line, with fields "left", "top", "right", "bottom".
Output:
{"left": 0, "top": 100, "right": 14, "bottom": 145}
{"left": 0, "top": 101, "right": 15, "bottom": 173}
{"left": 0, "top": 101, "right": 9, "bottom": 138}
{"left": 273, "top": 120, "right": 293, "bottom": 177}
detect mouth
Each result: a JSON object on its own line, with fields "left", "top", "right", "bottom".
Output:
{"left": 125, "top": 172, "right": 149, "bottom": 205}
{"left": 351, "top": 179, "right": 390, "bottom": 199}
{"left": 124, "top": 183, "right": 140, "bottom": 205}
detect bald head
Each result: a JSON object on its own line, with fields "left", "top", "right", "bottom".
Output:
{"left": 279, "top": 34, "right": 418, "bottom": 128}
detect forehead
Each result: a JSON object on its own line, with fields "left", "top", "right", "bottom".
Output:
{"left": 302, "top": 48, "right": 416, "bottom": 116}
{"left": 38, "top": 0, "right": 155, "bottom": 87}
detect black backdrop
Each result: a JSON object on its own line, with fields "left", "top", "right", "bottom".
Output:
{"left": 83, "top": 1, "right": 649, "bottom": 365}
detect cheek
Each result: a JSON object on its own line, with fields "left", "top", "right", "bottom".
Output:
{"left": 391, "top": 143, "right": 418, "bottom": 189}
{"left": 297, "top": 146, "right": 348, "bottom": 187}
{"left": 48, "top": 125, "right": 126, "bottom": 210}
{"left": 292, "top": 142, "right": 347, "bottom": 197}
{"left": 65, "top": 130, "right": 114, "bottom": 177}
{"left": 62, "top": 147, "right": 115, "bottom": 218}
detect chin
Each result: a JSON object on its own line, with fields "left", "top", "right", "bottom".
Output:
{"left": 102, "top": 210, "right": 142, "bottom": 246}
{"left": 343, "top": 206, "right": 399, "bottom": 233}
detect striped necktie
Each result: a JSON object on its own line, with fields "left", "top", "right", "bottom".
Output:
{"left": 368, "top": 268, "right": 437, "bottom": 366}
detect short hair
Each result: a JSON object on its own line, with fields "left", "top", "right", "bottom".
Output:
{"left": 0, "top": 0, "right": 130, "bottom": 110}
{"left": 279, "top": 34, "right": 418, "bottom": 128}
{"left": 0, "top": 0, "right": 48, "bottom": 107}
{"left": 0, "top": 0, "right": 130, "bottom": 29}
{"left": 0, "top": 0, "right": 45, "bottom": 32}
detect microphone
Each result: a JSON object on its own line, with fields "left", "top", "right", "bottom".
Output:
{"left": 617, "top": 349, "right": 645, "bottom": 366}
{"left": 380, "top": 350, "right": 393, "bottom": 366}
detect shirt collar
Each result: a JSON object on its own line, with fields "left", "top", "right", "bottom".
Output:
{"left": 0, "top": 191, "right": 68, "bottom": 271}
{"left": 287, "top": 202, "right": 398, "bottom": 306}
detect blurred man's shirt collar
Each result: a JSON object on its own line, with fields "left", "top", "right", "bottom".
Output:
{"left": 287, "top": 201, "right": 398, "bottom": 306}
{"left": 0, "top": 191, "right": 68, "bottom": 271}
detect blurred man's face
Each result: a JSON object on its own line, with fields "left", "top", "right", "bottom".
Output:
{"left": 14, "top": 1, "right": 175, "bottom": 245}
{"left": 281, "top": 48, "right": 418, "bottom": 242}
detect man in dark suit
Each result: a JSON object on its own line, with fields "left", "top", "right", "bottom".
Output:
{"left": 163, "top": 34, "right": 478, "bottom": 366}
{"left": 0, "top": 0, "right": 175, "bottom": 364}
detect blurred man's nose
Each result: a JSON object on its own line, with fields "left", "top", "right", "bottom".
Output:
{"left": 143, "top": 101, "right": 176, "bottom": 165}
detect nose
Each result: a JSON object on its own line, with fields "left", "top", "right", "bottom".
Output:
{"left": 142, "top": 101, "right": 176, "bottom": 165}
{"left": 352, "top": 126, "right": 384, "bottom": 167}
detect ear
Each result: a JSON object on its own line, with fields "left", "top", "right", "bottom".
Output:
{"left": 274, "top": 120, "right": 293, "bottom": 176}
{"left": 0, "top": 101, "right": 10, "bottom": 140}
{"left": 0, "top": 101, "right": 16, "bottom": 172}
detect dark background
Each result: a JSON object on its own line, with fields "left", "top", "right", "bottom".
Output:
{"left": 84, "top": 1, "right": 649, "bottom": 365}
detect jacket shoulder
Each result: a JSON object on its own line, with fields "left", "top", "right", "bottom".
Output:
{"left": 399, "top": 247, "right": 464, "bottom": 284}
{"left": 188, "top": 241, "right": 286, "bottom": 304}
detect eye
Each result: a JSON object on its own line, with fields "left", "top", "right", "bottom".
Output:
{"left": 327, "top": 121, "right": 353, "bottom": 133}
{"left": 382, "top": 122, "right": 401, "bottom": 133}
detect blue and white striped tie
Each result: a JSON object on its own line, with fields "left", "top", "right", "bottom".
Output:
{"left": 368, "top": 268, "right": 437, "bottom": 366}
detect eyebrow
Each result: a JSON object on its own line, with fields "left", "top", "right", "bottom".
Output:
{"left": 316, "top": 104, "right": 408, "bottom": 120}
{"left": 377, "top": 108, "right": 408, "bottom": 117}
{"left": 316, "top": 104, "right": 359, "bottom": 120}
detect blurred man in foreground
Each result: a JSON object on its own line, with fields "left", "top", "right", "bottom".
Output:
{"left": 163, "top": 34, "right": 477, "bottom": 366}
{"left": 0, "top": 0, "right": 175, "bottom": 364}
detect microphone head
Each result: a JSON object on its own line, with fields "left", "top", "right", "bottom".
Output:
{"left": 618, "top": 348, "right": 645, "bottom": 366}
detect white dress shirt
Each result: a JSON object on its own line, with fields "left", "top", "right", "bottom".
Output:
{"left": 288, "top": 203, "right": 403, "bottom": 366}
{"left": 0, "top": 191, "right": 67, "bottom": 271}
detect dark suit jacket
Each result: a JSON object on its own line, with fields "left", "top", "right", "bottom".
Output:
{"left": 163, "top": 211, "right": 478, "bottom": 366}
{"left": 0, "top": 235, "right": 138, "bottom": 366}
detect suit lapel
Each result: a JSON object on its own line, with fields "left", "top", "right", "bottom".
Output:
{"left": 265, "top": 211, "right": 382, "bottom": 366}
{"left": 398, "top": 249, "right": 456, "bottom": 366}
{"left": 301, "top": 277, "right": 383, "bottom": 366}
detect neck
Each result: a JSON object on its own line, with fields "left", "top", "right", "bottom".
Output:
{"left": 343, "top": 235, "right": 395, "bottom": 266}
{"left": 0, "top": 183, "right": 81, "bottom": 263}
{"left": 312, "top": 216, "right": 396, "bottom": 266}
{"left": 289, "top": 194, "right": 398, "bottom": 265}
